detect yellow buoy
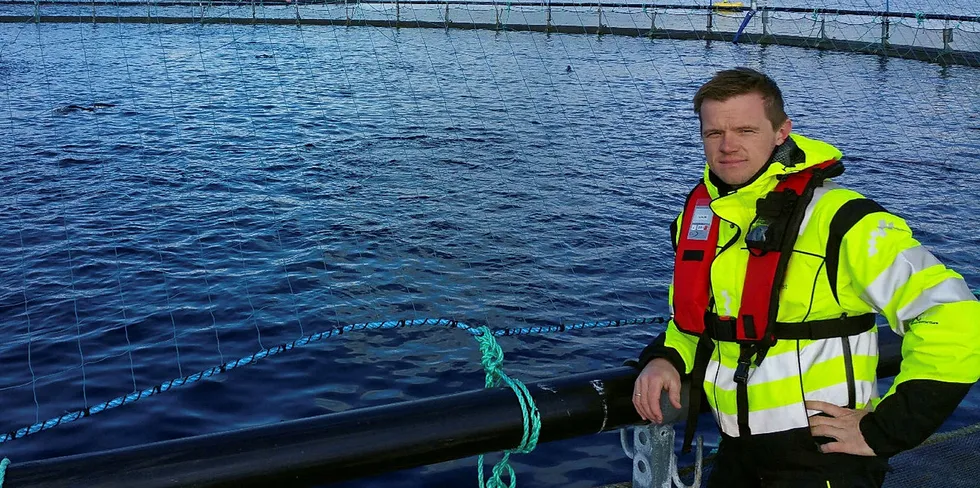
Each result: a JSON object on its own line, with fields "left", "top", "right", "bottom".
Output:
{"left": 712, "top": 1, "right": 744, "bottom": 12}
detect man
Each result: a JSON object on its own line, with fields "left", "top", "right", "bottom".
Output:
{"left": 632, "top": 67, "right": 980, "bottom": 487}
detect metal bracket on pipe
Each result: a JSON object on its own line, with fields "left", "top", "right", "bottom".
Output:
{"left": 619, "top": 380, "right": 700, "bottom": 488}
{"left": 620, "top": 425, "right": 702, "bottom": 488}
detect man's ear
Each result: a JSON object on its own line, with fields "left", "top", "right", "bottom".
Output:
{"left": 776, "top": 118, "right": 793, "bottom": 145}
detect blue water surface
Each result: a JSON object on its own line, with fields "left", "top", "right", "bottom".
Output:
{"left": 0, "top": 16, "right": 979, "bottom": 488}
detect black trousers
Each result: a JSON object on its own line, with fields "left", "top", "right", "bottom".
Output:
{"left": 705, "top": 428, "right": 889, "bottom": 488}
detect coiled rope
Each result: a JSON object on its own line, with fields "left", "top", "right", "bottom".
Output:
{"left": 0, "top": 457, "right": 9, "bottom": 487}
{"left": 473, "top": 326, "right": 540, "bottom": 488}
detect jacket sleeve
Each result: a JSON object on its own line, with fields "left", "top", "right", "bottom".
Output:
{"left": 637, "top": 214, "right": 699, "bottom": 376}
{"left": 638, "top": 320, "right": 698, "bottom": 376}
{"left": 835, "top": 207, "right": 980, "bottom": 457}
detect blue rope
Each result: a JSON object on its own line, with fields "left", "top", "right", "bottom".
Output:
{"left": 0, "top": 316, "right": 664, "bottom": 444}
{"left": 489, "top": 316, "right": 666, "bottom": 337}
{"left": 473, "top": 326, "right": 540, "bottom": 488}
{"left": 0, "top": 318, "right": 467, "bottom": 444}
{"left": 0, "top": 457, "right": 8, "bottom": 487}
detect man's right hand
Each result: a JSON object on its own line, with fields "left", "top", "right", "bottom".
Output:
{"left": 632, "top": 358, "right": 682, "bottom": 424}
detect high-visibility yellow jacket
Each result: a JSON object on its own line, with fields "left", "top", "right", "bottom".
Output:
{"left": 640, "top": 133, "right": 980, "bottom": 457}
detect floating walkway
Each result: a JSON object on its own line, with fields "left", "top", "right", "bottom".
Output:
{"left": 0, "top": 1, "right": 978, "bottom": 67}
{"left": 597, "top": 421, "right": 980, "bottom": 487}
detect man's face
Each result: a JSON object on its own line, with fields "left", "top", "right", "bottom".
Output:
{"left": 699, "top": 92, "right": 792, "bottom": 187}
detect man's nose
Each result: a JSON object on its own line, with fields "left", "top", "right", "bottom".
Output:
{"left": 720, "top": 133, "right": 737, "bottom": 152}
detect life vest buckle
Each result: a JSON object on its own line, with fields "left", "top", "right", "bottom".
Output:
{"left": 734, "top": 345, "right": 757, "bottom": 384}
{"left": 734, "top": 357, "right": 752, "bottom": 384}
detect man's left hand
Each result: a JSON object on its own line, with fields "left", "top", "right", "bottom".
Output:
{"left": 805, "top": 400, "right": 877, "bottom": 457}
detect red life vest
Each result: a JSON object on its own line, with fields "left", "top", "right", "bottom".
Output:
{"left": 672, "top": 159, "right": 842, "bottom": 346}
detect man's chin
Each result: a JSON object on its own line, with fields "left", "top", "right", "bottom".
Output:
{"left": 718, "top": 173, "right": 750, "bottom": 187}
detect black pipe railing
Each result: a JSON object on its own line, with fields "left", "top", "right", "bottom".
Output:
{"left": 1, "top": 333, "right": 904, "bottom": 488}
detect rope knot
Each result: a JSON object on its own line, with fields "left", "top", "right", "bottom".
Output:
{"left": 476, "top": 327, "right": 505, "bottom": 385}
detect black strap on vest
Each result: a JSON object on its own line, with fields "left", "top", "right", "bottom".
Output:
{"left": 735, "top": 346, "right": 754, "bottom": 435}
{"left": 703, "top": 312, "right": 876, "bottom": 341}
{"left": 683, "top": 334, "right": 715, "bottom": 453}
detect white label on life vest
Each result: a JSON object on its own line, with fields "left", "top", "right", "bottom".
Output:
{"left": 687, "top": 201, "right": 714, "bottom": 241}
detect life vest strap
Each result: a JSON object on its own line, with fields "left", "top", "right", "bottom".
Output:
{"left": 735, "top": 345, "right": 754, "bottom": 435}
{"left": 682, "top": 336, "right": 716, "bottom": 454}
{"left": 703, "top": 312, "right": 876, "bottom": 342}
{"left": 772, "top": 313, "right": 877, "bottom": 340}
